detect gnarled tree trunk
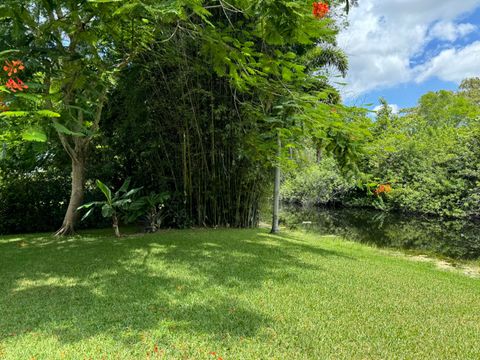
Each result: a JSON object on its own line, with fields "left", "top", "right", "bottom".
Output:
{"left": 54, "top": 94, "right": 105, "bottom": 237}
{"left": 55, "top": 137, "right": 88, "bottom": 236}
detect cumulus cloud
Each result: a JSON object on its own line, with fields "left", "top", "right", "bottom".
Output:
{"left": 428, "top": 21, "right": 477, "bottom": 42}
{"left": 414, "top": 41, "right": 480, "bottom": 83}
{"left": 338, "top": 0, "right": 480, "bottom": 99}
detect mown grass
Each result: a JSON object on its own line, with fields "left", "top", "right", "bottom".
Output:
{"left": 1, "top": 228, "right": 479, "bottom": 359}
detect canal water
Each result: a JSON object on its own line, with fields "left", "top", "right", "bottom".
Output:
{"left": 281, "top": 206, "right": 480, "bottom": 260}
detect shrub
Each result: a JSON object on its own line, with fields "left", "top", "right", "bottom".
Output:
{"left": 282, "top": 157, "right": 354, "bottom": 206}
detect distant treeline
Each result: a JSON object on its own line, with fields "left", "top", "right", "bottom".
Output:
{"left": 283, "top": 78, "right": 480, "bottom": 218}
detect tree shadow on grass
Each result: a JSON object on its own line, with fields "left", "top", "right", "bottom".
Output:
{"left": 0, "top": 228, "right": 354, "bottom": 349}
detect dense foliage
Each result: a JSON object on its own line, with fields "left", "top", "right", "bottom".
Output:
{"left": 0, "top": 140, "right": 111, "bottom": 234}
{"left": 0, "top": 0, "right": 364, "bottom": 234}
{"left": 284, "top": 79, "right": 480, "bottom": 218}
{"left": 282, "top": 156, "right": 354, "bottom": 206}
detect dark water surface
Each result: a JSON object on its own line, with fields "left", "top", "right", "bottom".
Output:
{"left": 281, "top": 206, "right": 480, "bottom": 260}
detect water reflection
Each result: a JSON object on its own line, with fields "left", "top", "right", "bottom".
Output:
{"left": 281, "top": 206, "right": 480, "bottom": 260}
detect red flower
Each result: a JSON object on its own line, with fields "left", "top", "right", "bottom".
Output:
{"left": 5, "top": 77, "right": 28, "bottom": 92}
{"left": 373, "top": 183, "right": 392, "bottom": 196}
{"left": 3, "top": 60, "right": 25, "bottom": 77}
{"left": 5, "top": 78, "right": 17, "bottom": 92}
{"left": 312, "top": 2, "right": 329, "bottom": 19}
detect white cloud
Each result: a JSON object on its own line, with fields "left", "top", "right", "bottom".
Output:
{"left": 373, "top": 104, "right": 399, "bottom": 114}
{"left": 428, "top": 21, "right": 477, "bottom": 42}
{"left": 338, "top": 0, "right": 480, "bottom": 99}
{"left": 414, "top": 41, "right": 480, "bottom": 83}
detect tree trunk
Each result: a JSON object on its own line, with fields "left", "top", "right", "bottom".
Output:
{"left": 55, "top": 154, "right": 86, "bottom": 236}
{"left": 271, "top": 133, "right": 281, "bottom": 234}
{"left": 316, "top": 147, "right": 323, "bottom": 163}
{"left": 53, "top": 92, "right": 104, "bottom": 237}
{"left": 112, "top": 214, "right": 121, "bottom": 238}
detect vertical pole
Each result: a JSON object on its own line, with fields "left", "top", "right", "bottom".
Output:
{"left": 271, "top": 132, "right": 281, "bottom": 233}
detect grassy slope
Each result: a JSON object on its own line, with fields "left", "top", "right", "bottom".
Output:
{"left": 0, "top": 228, "right": 479, "bottom": 360}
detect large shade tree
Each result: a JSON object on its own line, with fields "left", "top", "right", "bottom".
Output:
{"left": 0, "top": 0, "right": 210, "bottom": 235}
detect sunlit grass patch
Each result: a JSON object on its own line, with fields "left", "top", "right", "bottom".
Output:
{"left": 1, "top": 228, "right": 479, "bottom": 359}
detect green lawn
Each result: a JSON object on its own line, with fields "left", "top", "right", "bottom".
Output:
{"left": 1, "top": 228, "right": 479, "bottom": 359}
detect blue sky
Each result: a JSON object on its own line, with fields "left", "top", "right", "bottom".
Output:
{"left": 337, "top": 0, "right": 480, "bottom": 112}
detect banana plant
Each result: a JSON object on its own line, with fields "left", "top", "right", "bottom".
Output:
{"left": 78, "top": 179, "right": 142, "bottom": 237}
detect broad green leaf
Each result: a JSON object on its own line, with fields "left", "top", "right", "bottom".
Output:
{"left": 117, "top": 178, "right": 131, "bottom": 194}
{"left": 112, "top": 199, "right": 132, "bottom": 208}
{"left": 101, "top": 204, "right": 113, "bottom": 218}
{"left": 52, "top": 122, "right": 85, "bottom": 136}
{"left": 123, "top": 187, "right": 142, "bottom": 199}
{"left": 77, "top": 201, "right": 102, "bottom": 210}
{"left": 96, "top": 179, "right": 112, "bottom": 203}
{"left": 80, "top": 207, "right": 95, "bottom": 221}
